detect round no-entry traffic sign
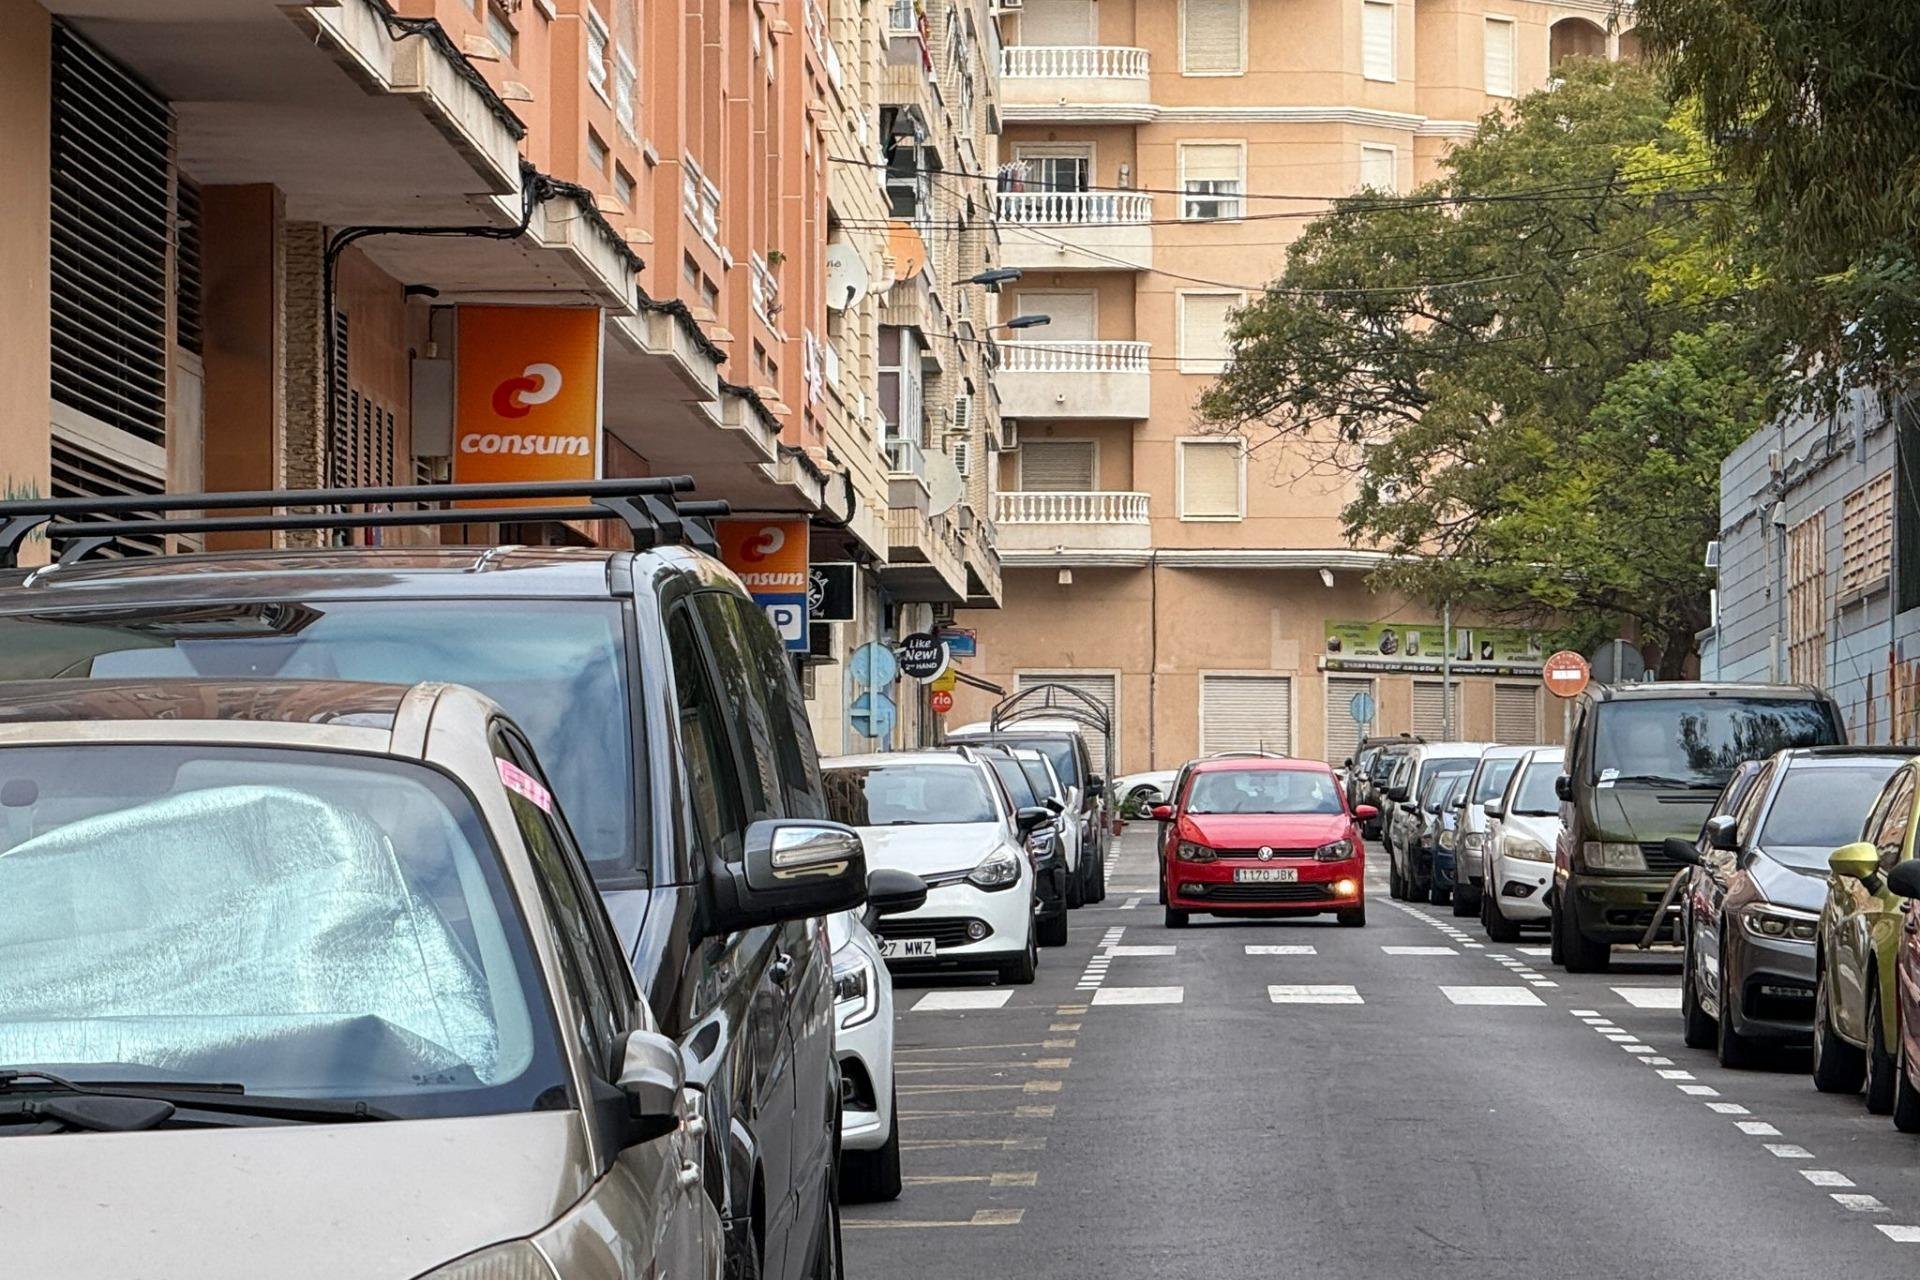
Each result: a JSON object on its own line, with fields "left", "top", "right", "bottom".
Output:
{"left": 931, "top": 689, "right": 954, "bottom": 715}
{"left": 896, "top": 632, "right": 951, "bottom": 683}
{"left": 1543, "top": 650, "right": 1591, "bottom": 699}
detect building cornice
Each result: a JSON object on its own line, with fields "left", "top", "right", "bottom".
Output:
{"left": 1002, "top": 103, "right": 1444, "bottom": 130}
{"left": 999, "top": 548, "right": 1403, "bottom": 571}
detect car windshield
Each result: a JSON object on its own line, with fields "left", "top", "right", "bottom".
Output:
{"left": 1186, "top": 769, "right": 1343, "bottom": 816}
{"left": 1759, "top": 763, "right": 1907, "bottom": 866}
{"left": 1511, "top": 760, "right": 1564, "bottom": 815}
{"left": 0, "top": 744, "right": 564, "bottom": 1116}
{"left": 1369, "top": 753, "right": 1401, "bottom": 783}
{"left": 1471, "top": 758, "right": 1520, "bottom": 803}
{"left": 824, "top": 763, "right": 998, "bottom": 825}
{"left": 0, "top": 604, "right": 639, "bottom": 881}
{"left": 1592, "top": 697, "right": 1840, "bottom": 788}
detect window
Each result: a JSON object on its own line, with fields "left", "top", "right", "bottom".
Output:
{"left": 486, "top": 4, "right": 517, "bottom": 59}
{"left": 1359, "top": 145, "right": 1397, "bottom": 193}
{"left": 1786, "top": 511, "right": 1826, "bottom": 685}
{"left": 1180, "top": 142, "right": 1245, "bottom": 220}
{"left": 1019, "top": 440, "right": 1097, "bottom": 492}
{"left": 615, "top": 51, "right": 637, "bottom": 137}
{"left": 1020, "top": 147, "right": 1092, "bottom": 193}
{"left": 1842, "top": 471, "right": 1893, "bottom": 596}
{"left": 666, "top": 609, "right": 748, "bottom": 860}
{"left": 585, "top": 8, "right": 609, "bottom": 97}
{"left": 1178, "top": 438, "right": 1243, "bottom": 519}
{"left": 879, "top": 325, "right": 925, "bottom": 440}
{"left": 1874, "top": 774, "right": 1914, "bottom": 874}
{"left": 1484, "top": 17, "right": 1516, "bottom": 97}
{"left": 1362, "top": 1, "right": 1396, "bottom": 81}
{"left": 1200, "top": 675, "right": 1292, "bottom": 755}
{"left": 586, "top": 128, "right": 609, "bottom": 175}
{"left": 614, "top": 163, "right": 637, "bottom": 209}
{"left": 1179, "top": 291, "right": 1242, "bottom": 372}
{"left": 1182, "top": 0, "right": 1245, "bottom": 74}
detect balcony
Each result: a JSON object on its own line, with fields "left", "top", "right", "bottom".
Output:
{"left": 996, "top": 191, "right": 1153, "bottom": 273}
{"left": 999, "top": 46, "right": 1152, "bottom": 123}
{"left": 882, "top": 507, "right": 970, "bottom": 603}
{"left": 994, "top": 491, "right": 1152, "bottom": 559}
{"left": 995, "top": 341, "right": 1152, "bottom": 420}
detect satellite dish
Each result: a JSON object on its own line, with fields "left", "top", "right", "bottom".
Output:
{"left": 824, "top": 237, "right": 870, "bottom": 312}
{"left": 924, "top": 452, "right": 965, "bottom": 517}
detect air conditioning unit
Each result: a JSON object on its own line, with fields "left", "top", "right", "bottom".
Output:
{"left": 999, "top": 420, "right": 1020, "bottom": 452}
{"left": 951, "top": 439, "right": 973, "bottom": 478}
{"left": 996, "top": 0, "right": 1024, "bottom": 10}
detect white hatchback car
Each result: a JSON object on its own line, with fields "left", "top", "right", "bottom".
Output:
{"left": 822, "top": 751, "right": 1050, "bottom": 985}
{"left": 1480, "top": 746, "right": 1566, "bottom": 940}
{"left": 829, "top": 871, "right": 928, "bottom": 1203}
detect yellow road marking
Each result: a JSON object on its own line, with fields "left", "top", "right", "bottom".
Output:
{"left": 843, "top": 1210, "right": 1024, "bottom": 1230}
{"left": 901, "top": 1137, "right": 1046, "bottom": 1151}
{"left": 1055, "top": 1005, "right": 1089, "bottom": 1014}
{"left": 1049, "top": 1022, "right": 1081, "bottom": 1032}
{"left": 899, "top": 1080, "right": 1063, "bottom": 1095}
{"left": 896, "top": 1058, "right": 1070, "bottom": 1073}
{"left": 902, "top": 1172, "right": 1039, "bottom": 1188}
{"left": 1044, "top": 1037, "right": 1078, "bottom": 1048}
{"left": 898, "top": 1042, "right": 1051, "bottom": 1055}
{"left": 1015, "top": 1104, "right": 1056, "bottom": 1119}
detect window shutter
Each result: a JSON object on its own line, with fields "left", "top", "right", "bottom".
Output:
{"left": 1180, "top": 293, "right": 1241, "bottom": 371}
{"left": 1180, "top": 142, "right": 1242, "bottom": 184}
{"left": 1020, "top": 440, "right": 1097, "bottom": 491}
{"left": 1359, "top": 145, "right": 1397, "bottom": 192}
{"left": 1016, "top": 672, "right": 1119, "bottom": 772}
{"left": 1362, "top": 2, "right": 1396, "bottom": 80}
{"left": 1021, "top": 0, "right": 1094, "bottom": 44}
{"left": 1180, "top": 441, "right": 1241, "bottom": 518}
{"left": 1412, "top": 680, "right": 1464, "bottom": 738}
{"left": 1494, "top": 684, "right": 1541, "bottom": 744}
{"left": 1326, "top": 677, "right": 1375, "bottom": 765}
{"left": 1201, "top": 675, "right": 1292, "bottom": 756}
{"left": 1182, "top": 0, "right": 1244, "bottom": 73}
{"left": 1484, "top": 18, "right": 1515, "bottom": 96}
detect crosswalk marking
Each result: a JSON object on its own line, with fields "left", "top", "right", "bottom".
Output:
{"left": 1441, "top": 986, "right": 1545, "bottom": 1006}
{"left": 913, "top": 990, "right": 1015, "bottom": 1012}
{"left": 1381, "top": 945, "right": 1457, "bottom": 956}
{"left": 1612, "top": 986, "right": 1683, "bottom": 1009}
{"left": 1270, "top": 984, "right": 1364, "bottom": 1004}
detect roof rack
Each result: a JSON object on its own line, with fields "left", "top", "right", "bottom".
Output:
{"left": 0, "top": 477, "right": 732, "bottom": 569}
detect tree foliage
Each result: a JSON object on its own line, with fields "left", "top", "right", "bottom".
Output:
{"left": 1199, "top": 62, "right": 1776, "bottom": 676}
{"left": 1636, "top": 0, "right": 1920, "bottom": 385}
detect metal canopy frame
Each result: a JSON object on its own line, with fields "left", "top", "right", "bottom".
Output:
{"left": 988, "top": 682, "right": 1115, "bottom": 774}
{"left": 0, "top": 477, "right": 730, "bottom": 568}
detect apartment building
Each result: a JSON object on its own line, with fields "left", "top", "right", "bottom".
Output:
{"left": 956, "top": 0, "right": 1638, "bottom": 771}
{"left": 0, "top": 0, "right": 1001, "bottom": 751}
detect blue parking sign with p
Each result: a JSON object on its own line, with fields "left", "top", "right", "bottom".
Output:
{"left": 762, "top": 594, "right": 809, "bottom": 652}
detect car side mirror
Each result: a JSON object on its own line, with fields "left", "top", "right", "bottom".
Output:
{"left": 1150, "top": 804, "right": 1174, "bottom": 821}
{"left": 1888, "top": 861, "right": 1920, "bottom": 900}
{"left": 1087, "top": 775, "right": 1105, "bottom": 793}
{"left": 1662, "top": 836, "right": 1702, "bottom": 868}
{"left": 711, "top": 819, "right": 867, "bottom": 932}
{"left": 1830, "top": 841, "right": 1881, "bottom": 881}
{"left": 1015, "top": 805, "right": 1053, "bottom": 834}
{"left": 1386, "top": 787, "right": 1409, "bottom": 803}
{"left": 1042, "top": 797, "right": 1066, "bottom": 814}
{"left": 616, "top": 1028, "right": 685, "bottom": 1146}
{"left": 864, "top": 868, "right": 929, "bottom": 924}
{"left": 1354, "top": 803, "right": 1378, "bottom": 821}
{"left": 1554, "top": 774, "right": 1573, "bottom": 802}
{"left": 1482, "top": 798, "right": 1504, "bottom": 819}
{"left": 1706, "top": 815, "right": 1740, "bottom": 852}
{"left": 1342, "top": 758, "right": 1354, "bottom": 770}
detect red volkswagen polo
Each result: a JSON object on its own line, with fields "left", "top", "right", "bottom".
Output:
{"left": 1153, "top": 757, "right": 1372, "bottom": 929}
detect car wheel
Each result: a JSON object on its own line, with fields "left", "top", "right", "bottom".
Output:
{"left": 1895, "top": 1039, "right": 1920, "bottom": 1135}
{"left": 1869, "top": 975, "right": 1898, "bottom": 1115}
{"left": 1037, "top": 910, "right": 1070, "bottom": 948}
{"left": 1716, "top": 949, "right": 1758, "bottom": 1069}
{"left": 1000, "top": 936, "right": 1039, "bottom": 985}
{"left": 840, "top": 1085, "right": 903, "bottom": 1203}
{"left": 807, "top": 1176, "right": 845, "bottom": 1280}
{"left": 1065, "top": 864, "right": 1085, "bottom": 910}
{"left": 1088, "top": 847, "right": 1108, "bottom": 903}
{"left": 1388, "top": 858, "right": 1405, "bottom": 901}
{"left": 1681, "top": 929, "right": 1715, "bottom": 1050}
{"left": 1451, "top": 886, "right": 1478, "bottom": 918}
{"left": 1428, "top": 880, "right": 1450, "bottom": 907}
{"left": 1336, "top": 907, "right": 1366, "bottom": 928}
{"left": 1483, "top": 882, "right": 1521, "bottom": 943}
{"left": 1157, "top": 867, "right": 1167, "bottom": 906}
{"left": 1164, "top": 905, "right": 1190, "bottom": 929}
{"left": 1812, "top": 966, "right": 1867, "bottom": 1094}
{"left": 1556, "top": 895, "right": 1610, "bottom": 973}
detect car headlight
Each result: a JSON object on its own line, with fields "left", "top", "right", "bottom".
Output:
{"left": 1739, "top": 905, "right": 1819, "bottom": 942}
{"left": 1177, "top": 840, "right": 1216, "bottom": 862}
{"left": 967, "top": 848, "right": 1023, "bottom": 890}
{"left": 1582, "top": 841, "right": 1646, "bottom": 872}
{"left": 1315, "top": 838, "right": 1355, "bottom": 862}
{"left": 1463, "top": 831, "right": 1486, "bottom": 852}
{"left": 1438, "top": 829, "right": 1457, "bottom": 851}
{"left": 1027, "top": 829, "right": 1058, "bottom": 859}
{"left": 415, "top": 1241, "right": 558, "bottom": 1280}
{"left": 832, "top": 946, "right": 878, "bottom": 1030}
{"left": 1503, "top": 836, "right": 1552, "bottom": 863}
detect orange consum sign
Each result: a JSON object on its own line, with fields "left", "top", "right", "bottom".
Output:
{"left": 453, "top": 305, "right": 602, "bottom": 505}
{"left": 1542, "top": 650, "right": 1592, "bottom": 699}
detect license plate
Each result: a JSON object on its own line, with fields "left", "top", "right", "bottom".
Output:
{"left": 1234, "top": 867, "right": 1298, "bottom": 884}
{"left": 880, "top": 938, "right": 937, "bottom": 959}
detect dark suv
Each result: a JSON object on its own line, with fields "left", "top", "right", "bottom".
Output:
{"left": 0, "top": 479, "right": 863, "bottom": 1280}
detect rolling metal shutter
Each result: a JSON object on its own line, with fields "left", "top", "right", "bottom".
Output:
{"left": 1182, "top": 0, "right": 1244, "bottom": 73}
{"left": 1179, "top": 440, "right": 1241, "bottom": 517}
{"left": 1412, "top": 679, "right": 1463, "bottom": 739}
{"left": 1021, "top": 0, "right": 1093, "bottom": 44}
{"left": 1020, "top": 440, "right": 1097, "bottom": 491}
{"left": 1494, "top": 684, "right": 1541, "bottom": 744}
{"left": 1325, "top": 677, "right": 1374, "bottom": 765}
{"left": 1016, "top": 672, "right": 1118, "bottom": 774}
{"left": 1362, "top": 1, "right": 1396, "bottom": 79}
{"left": 1201, "top": 675, "right": 1292, "bottom": 756}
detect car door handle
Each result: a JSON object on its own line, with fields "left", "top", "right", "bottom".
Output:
{"left": 678, "top": 1161, "right": 703, "bottom": 1189}
{"left": 769, "top": 953, "right": 794, "bottom": 986}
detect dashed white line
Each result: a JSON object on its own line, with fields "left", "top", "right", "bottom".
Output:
{"left": 1246, "top": 944, "right": 1317, "bottom": 956}
{"left": 1802, "top": 1170, "right": 1856, "bottom": 1187}
{"left": 1735, "top": 1120, "right": 1782, "bottom": 1136}
{"left": 1440, "top": 986, "right": 1545, "bottom": 1006}
{"left": 1706, "top": 1102, "right": 1750, "bottom": 1115}
{"left": 1877, "top": 1225, "right": 1920, "bottom": 1242}
{"left": 1764, "top": 1143, "right": 1812, "bottom": 1158}
{"left": 1270, "top": 984, "right": 1364, "bottom": 1005}
{"left": 1381, "top": 945, "right": 1457, "bottom": 956}
{"left": 1612, "top": 987, "right": 1683, "bottom": 1010}
{"left": 1834, "top": 1194, "right": 1889, "bottom": 1212}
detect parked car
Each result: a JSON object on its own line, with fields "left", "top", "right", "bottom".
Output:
{"left": 974, "top": 744, "right": 1074, "bottom": 947}
{"left": 1813, "top": 754, "right": 1920, "bottom": 1112}
{"left": 1112, "top": 768, "right": 1179, "bottom": 819}
{"left": 822, "top": 751, "right": 1049, "bottom": 983}
{"left": 1551, "top": 682, "right": 1845, "bottom": 975}
{"left": 1386, "top": 743, "right": 1493, "bottom": 902}
{"left": 831, "top": 871, "right": 930, "bottom": 1203}
{"left": 1347, "top": 734, "right": 1422, "bottom": 823}
{"left": 0, "top": 678, "right": 733, "bottom": 1280}
{"left": 1450, "top": 745, "right": 1531, "bottom": 918}
{"left": 1427, "top": 773, "right": 1472, "bottom": 907}
{"left": 1884, "top": 856, "right": 1920, "bottom": 1130}
{"left": 1357, "top": 740, "right": 1418, "bottom": 838}
{"left": 1154, "top": 756, "right": 1372, "bottom": 928}
{"left": 947, "top": 723, "right": 1107, "bottom": 906}
{"left": 1480, "top": 747, "right": 1567, "bottom": 941}
{"left": 0, "top": 479, "right": 863, "bottom": 1280}
{"left": 1675, "top": 748, "right": 1913, "bottom": 1068}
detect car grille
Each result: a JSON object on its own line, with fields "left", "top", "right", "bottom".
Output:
{"left": 873, "top": 917, "right": 989, "bottom": 947}
{"left": 1214, "top": 848, "right": 1317, "bottom": 860}
{"left": 1188, "top": 883, "right": 1335, "bottom": 904}
{"left": 1641, "top": 842, "right": 1689, "bottom": 875}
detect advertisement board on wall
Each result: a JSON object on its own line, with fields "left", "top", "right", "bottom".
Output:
{"left": 1323, "top": 620, "right": 1547, "bottom": 676}
{"left": 453, "top": 306, "right": 603, "bottom": 503}
{"left": 717, "top": 519, "right": 812, "bottom": 652}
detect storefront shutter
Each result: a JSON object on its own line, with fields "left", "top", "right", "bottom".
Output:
{"left": 1494, "top": 684, "right": 1542, "bottom": 744}
{"left": 1412, "top": 679, "right": 1464, "bottom": 739}
{"left": 1016, "top": 672, "right": 1118, "bottom": 773}
{"left": 1020, "top": 440, "right": 1097, "bottom": 491}
{"left": 1325, "top": 677, "right": 1374, "bottom": 765}
{"left": 1180, "top": 440, "right": 1241, "bottom": 517}
{"left": 1201, "top": 675, "right": 1292, "bottom": 756}
{"left": 1183, "top": 0, "right": 1245, "bottom": 73}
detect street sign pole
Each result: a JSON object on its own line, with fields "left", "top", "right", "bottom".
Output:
{"left": 1441, "top": 599, "right": 1454, "bottom": 739}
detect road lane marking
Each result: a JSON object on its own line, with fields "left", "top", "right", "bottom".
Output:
{"left": 1044, "top": 1038, "right": 1077, "bottom": 1049}
{"left": 1054, "top": 1004, "right": 1088, "bottom": 1014}
{"left": 1529, "top": 979, "right": 1559, "bottom": 987}
{"left": 1441, "top": 986, "right": 1545, "bottom": 1006}
{"left": 1735, "top": 1120, "right": 1781, "bottom": 1135}
{"left": 900, "top": 1041, "right": 1051, "bottom": 1053}
{"left": 1679, "top": 1084, "right": 1720, "bottom": 1096}
{"left": 1877, "top": 1225, "right": 1920, "bottom": 1242}
{"left": 1381, "top": 945, "right": 1457, "bottom": 956}
{"left": 1091, "top": 985, "right": 1184, "bottom": 1006}
{"left": 901, "top": 1137, "right": 1047, "bottom": 1150}
{"left": 913, "top": 991, "right": 1014, "bottom": 1012}
{"left": 1519, "top": 946, "right": 1553, "bottom": 956}
{"left": 844, "top": 1209, "right": 1026, "bottom": 1230}
{"left": 1644, "top": 1056, "right": 1674, "bottom": 1066}
{"left": 1707, "top": 1102, "right": 1751, "bottom": 1115}
{"left": 1612, "top": 986, "right": 1683, "bottom": 1009}
{"left": 1108, "top": 944, "right": 1177, "bottom": 956}
{"left": 1802, "top": 1170, "right": 1855, "bottom": 1187}
{"left": 1621, "top": 1043, "right": 1656, "bottom": 1053}
{"left": 1834, "top": 1194, "right": 1888, "bottom": 1212}
{"left": 1049, "top": 1022, "right": 1081, "bottom": 1031}
{"left": 1015, "top": 1105, "right": 1055, "bottom": 1119}
{"left": 1764, "top": 1143, "right": 1812, "bottom": 1158}
{"left": 1269, "top": 984, "right": 1364, "bottom": 1004}
{"left": 1569, "top": 1008, "right": 1600, "bottom": 1016}
{"left": 1657, "top": 1069, "right": 1697, "bottom": 1080}
{"left": 1246, "top": 944, "right": 1317, "bottom": 955}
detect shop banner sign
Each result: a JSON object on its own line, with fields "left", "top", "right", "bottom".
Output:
{"left": 454, "top": 305, "right": 602, "bottom": 503}
{"left": 1323, "top": 620, "right": 1546, "bottom": 675}
{"left": 718, "top": 519, "right": 811, "bottom": 652}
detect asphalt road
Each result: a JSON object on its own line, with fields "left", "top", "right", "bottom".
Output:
{"left": 845, "top": 828, "right": 1920, "bottom": 1279}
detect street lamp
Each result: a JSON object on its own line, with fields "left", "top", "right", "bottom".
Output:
{"left": 966, "top": 267, "right": 1023, "bottom": 288}
{"left": 986, "top": 314, "right": 1050, "bottom": 368}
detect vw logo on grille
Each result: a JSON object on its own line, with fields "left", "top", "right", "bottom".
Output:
{"left": 1258, "top": 846, "right": 1275, "bottom": 860}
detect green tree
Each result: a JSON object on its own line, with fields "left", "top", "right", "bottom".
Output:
{"left": 1199, "top": 61, "right": 1775, "bottom": 677}
{"left": 1636, "top": 0, "right": 1920, "bottom": 385}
